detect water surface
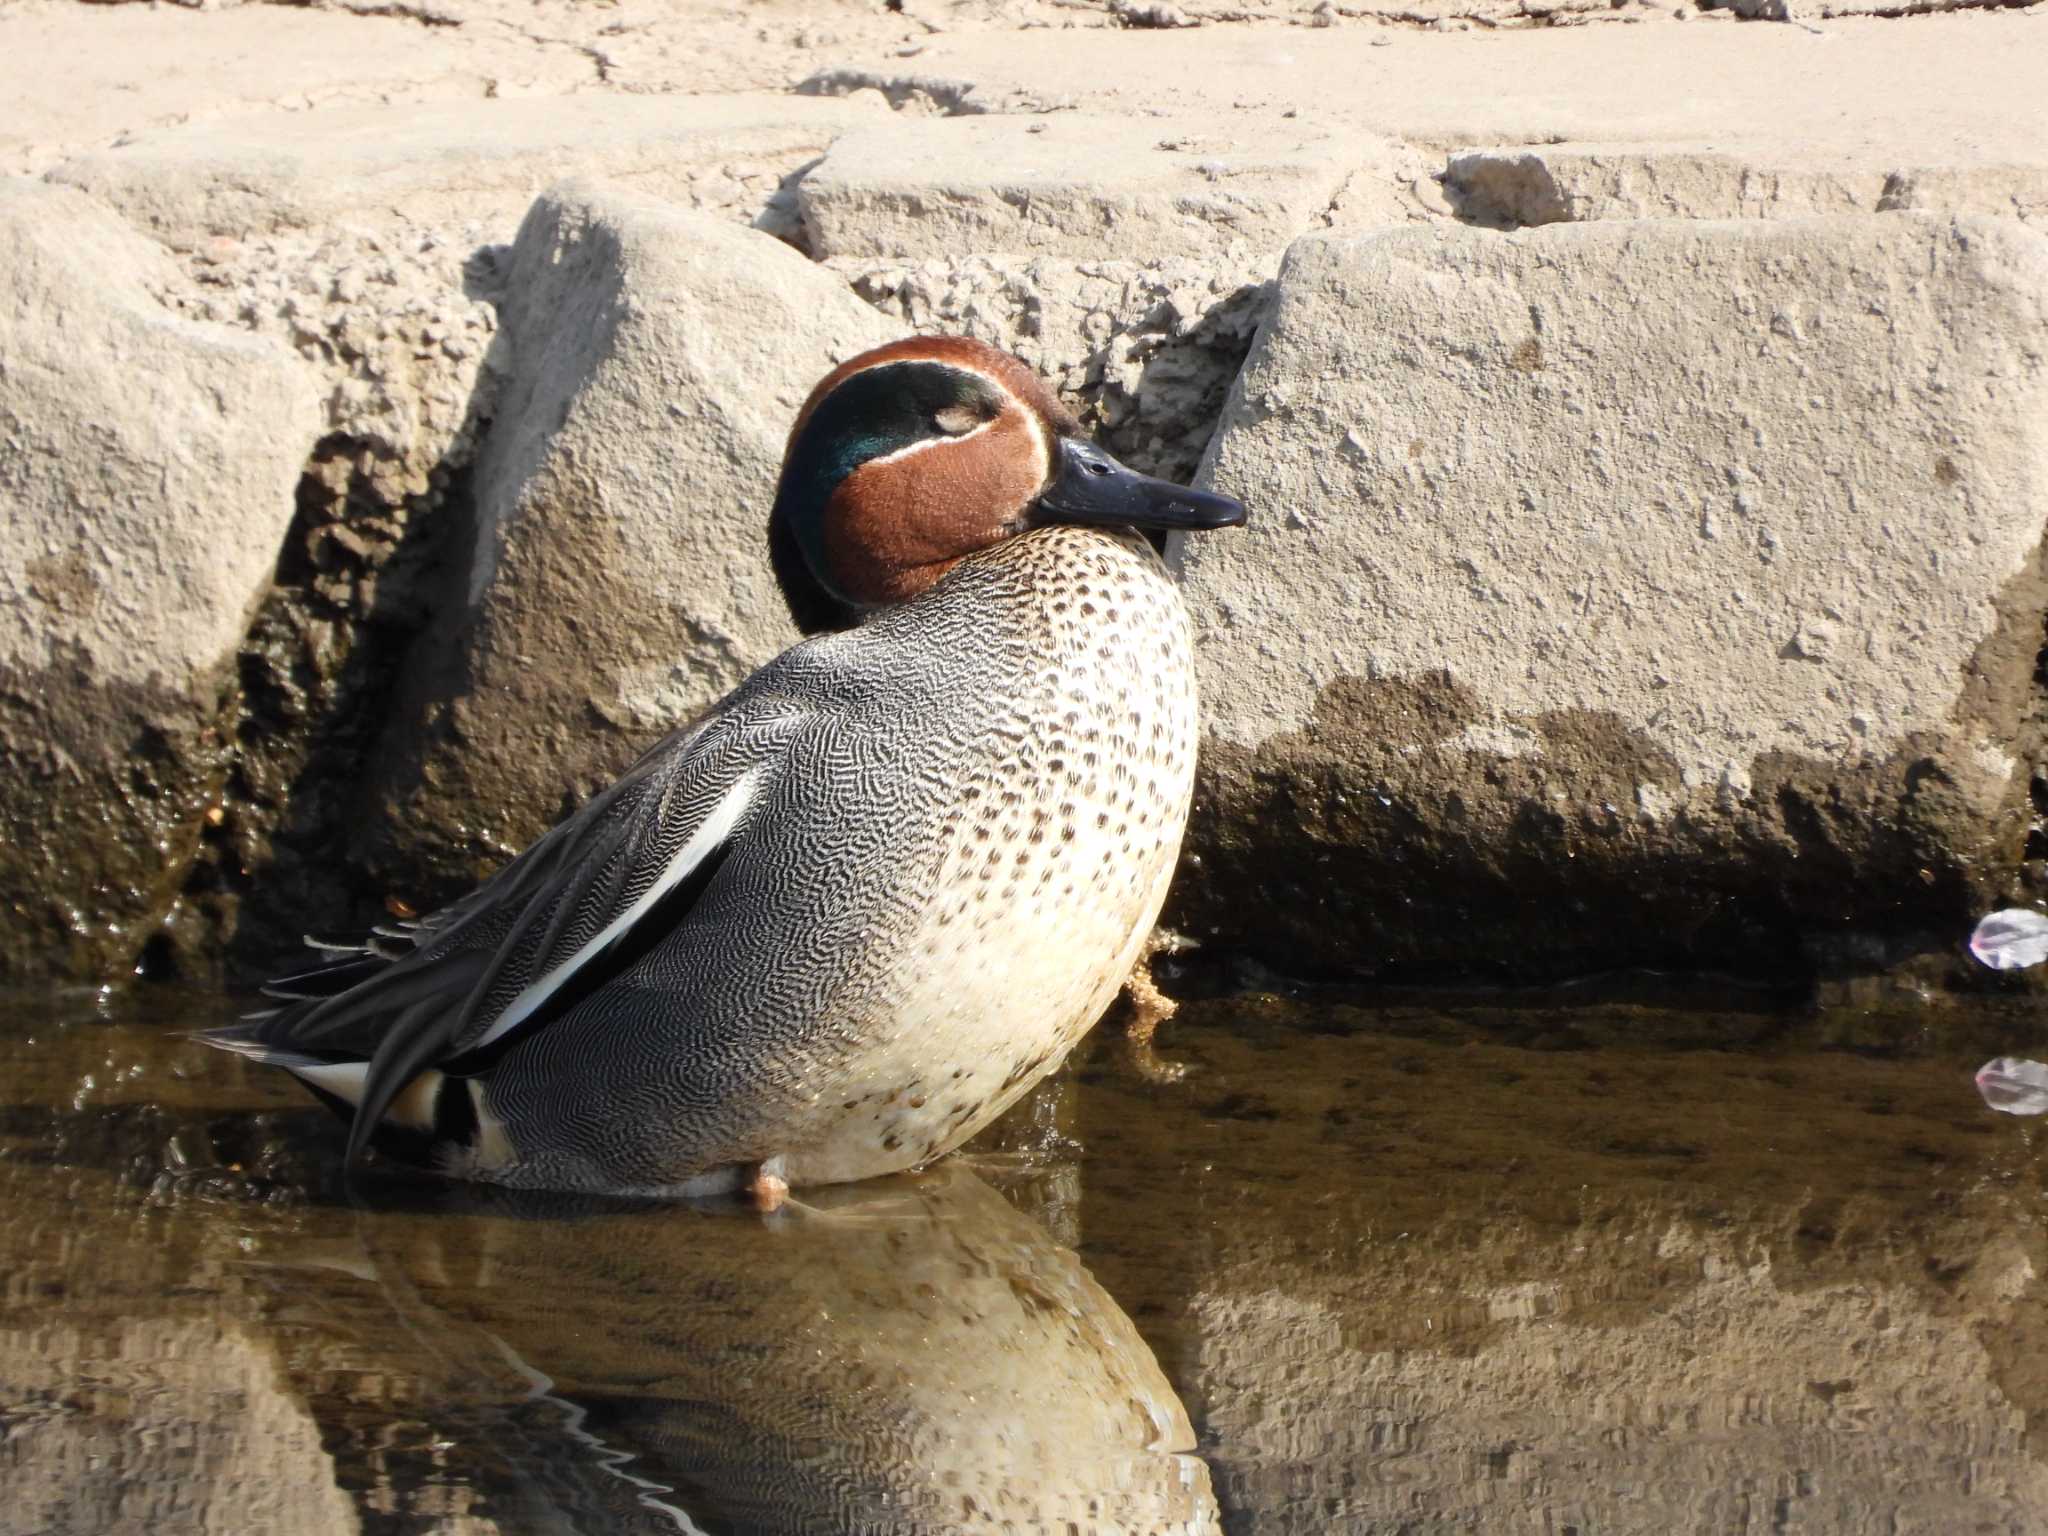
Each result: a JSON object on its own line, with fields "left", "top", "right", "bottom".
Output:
{"left": 3, "top": 982, "right": 2045, "bottom": 1534}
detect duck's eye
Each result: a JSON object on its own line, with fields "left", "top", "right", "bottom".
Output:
{"left": 933, "top": 404, "right": 985, "bottom": 437}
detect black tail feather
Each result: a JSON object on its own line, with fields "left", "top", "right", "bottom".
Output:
{"left": 261, "top": 952, "right": 389, "bottom": 1002}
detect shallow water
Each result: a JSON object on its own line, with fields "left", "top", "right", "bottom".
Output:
{"left": 3, "top": 982, "right": 2047, "bottom": 1535}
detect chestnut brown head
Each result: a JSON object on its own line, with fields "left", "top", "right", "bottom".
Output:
{"left": 768, "top": 337, "right": 1244, "bottom": 633}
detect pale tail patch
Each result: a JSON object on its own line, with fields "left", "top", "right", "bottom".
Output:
{"left": 280, "top": 1061, "right": 444, "bottom": 1133}
{"left": 464, "top": 1079, "right": 519, "bottom": 1173}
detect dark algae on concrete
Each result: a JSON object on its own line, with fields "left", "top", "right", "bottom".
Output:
{"left": 1179, "top": 647, "right": 2046, "bottom": 985}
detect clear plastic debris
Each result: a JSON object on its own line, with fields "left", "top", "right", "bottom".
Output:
{"left": 1975, "top": 1057, "right": 2048, "bottom": 1116}
{"left": 1968, "top": 908, "right": 2048, "bottom": 971}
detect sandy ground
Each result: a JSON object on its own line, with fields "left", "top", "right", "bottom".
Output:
{"left": 4, "top": 0, "right": 2044, "bottom": 178}
{"left": 921, "top": 11, "right": 2048, "bottom": 163}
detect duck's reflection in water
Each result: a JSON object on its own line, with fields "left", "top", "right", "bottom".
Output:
{"left": 330, "top": 1162, "right": 1220, "bottom": 1536}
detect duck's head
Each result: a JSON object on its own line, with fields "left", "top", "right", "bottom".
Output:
{"left": 768, "top": 337, "right": 1246, "bottom": 632}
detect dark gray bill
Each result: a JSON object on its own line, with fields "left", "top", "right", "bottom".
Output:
{"left": 1032, "top": 437, "right": 1247, "bottom": 532}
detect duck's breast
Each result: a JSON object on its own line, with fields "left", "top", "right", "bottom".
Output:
{"left": 779, "top": 526, "right": 1201, "bottom": 1182}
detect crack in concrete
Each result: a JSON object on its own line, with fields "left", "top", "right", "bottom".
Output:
{"left": 466, "top": 17, "right": 622, "bottom": 88}
{"left": 326, "top": 1, "right": 465, "bottom": 27}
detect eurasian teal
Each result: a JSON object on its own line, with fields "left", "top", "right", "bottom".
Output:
{"left": 203, "top": 336, "right": 1246, "bottom": 1201}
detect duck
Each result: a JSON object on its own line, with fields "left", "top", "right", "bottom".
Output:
{"left": 202, "top": 336, "right": 1245, "bottom": 1203}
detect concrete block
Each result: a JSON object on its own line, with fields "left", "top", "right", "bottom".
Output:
{"left": 1178, "top": 213, "right": 2048, "bottom": 977}
{"left": 48, "top": 92, "right": 885, "bottom": 250}
{"left": 0, "top": 180, "right": 319, "bottom": 978}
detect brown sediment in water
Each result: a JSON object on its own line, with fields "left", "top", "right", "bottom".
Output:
{"left": 2, "top": 984, "right": 2045, "bottom": 1532}
{"left": 1067, "top": 994, "right": 2048, "bottom": 1529}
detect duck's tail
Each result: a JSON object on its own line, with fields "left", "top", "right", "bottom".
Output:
{"left": 196, "top": 928, "right": 488, "bottom": 1170}
{"left": 202, "top": 1015, "right": 488, "bottom": 1171}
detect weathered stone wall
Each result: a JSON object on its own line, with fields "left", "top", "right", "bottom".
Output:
{"left": 0, "top": 180, "right": 320, "bottom": 979}
{"left": 1177, "top": 214, "right": 2048, "bottom": 978}
{"left": 3, "top": 0, "right": 2046, "bottom": 983}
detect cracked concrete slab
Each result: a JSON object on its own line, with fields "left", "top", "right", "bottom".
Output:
{"left": 1445, "top": 143, "right": 2048, "bottom": 228}
{"left": 799, "top": 114, "right": 1378, "bottom": 260}
{"left": 49, "top": 92, "right": 886, "bottom": 248}
{"left": 887, "top": 12, "right": 2048, "bottom": 167}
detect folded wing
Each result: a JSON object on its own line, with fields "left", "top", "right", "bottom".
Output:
{"left": 202, "top": 693, "right": 811, "bottom": 1165}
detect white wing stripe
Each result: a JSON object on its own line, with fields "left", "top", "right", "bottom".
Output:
{"left": 472, "top": 770, "right": 760, "bottom": 1052}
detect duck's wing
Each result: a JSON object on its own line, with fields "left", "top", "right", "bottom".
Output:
{"left": 204, "top": 689, "right": 812, "bottom": 1166}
